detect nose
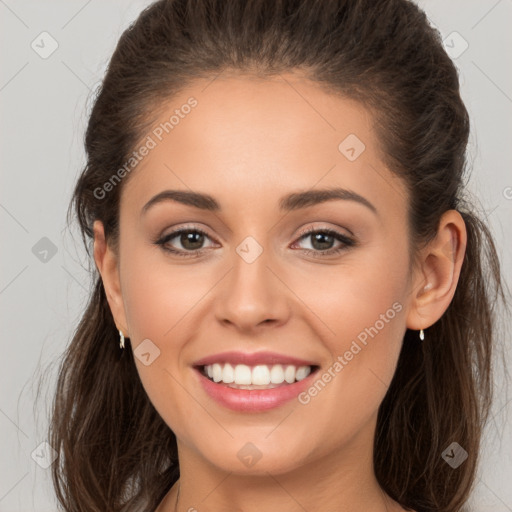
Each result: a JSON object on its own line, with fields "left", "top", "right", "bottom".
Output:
{"left": 214, "top": 238, "right": 291, "bottom": 333}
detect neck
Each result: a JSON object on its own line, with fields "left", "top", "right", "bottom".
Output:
{"left": 162, "top": 419, "right": 400, "bottom": 512}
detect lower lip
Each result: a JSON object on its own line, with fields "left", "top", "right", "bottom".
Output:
{"left": 194, "top": 367, "right": 318, "bottom": 412}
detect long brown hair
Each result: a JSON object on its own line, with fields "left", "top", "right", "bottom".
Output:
{"left": 46, "top": 0, "right": 507, "bottom": 510}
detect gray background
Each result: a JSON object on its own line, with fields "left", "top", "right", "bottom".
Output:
{"left": 0, "top": 1, "right": 511, "bottom": 510}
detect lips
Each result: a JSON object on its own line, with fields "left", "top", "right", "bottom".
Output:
{"left": 194, "top": 365, "right": 319, "bottom": 411}
{"left": 191, "top": 350, "right": 321, "bottom": 412}
{"left": 192, "top": 350, "right": 319, "bottom": 368}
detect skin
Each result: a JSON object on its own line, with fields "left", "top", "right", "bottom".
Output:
{"left": 93, "top": 72, "right": 466, "bottom": 512}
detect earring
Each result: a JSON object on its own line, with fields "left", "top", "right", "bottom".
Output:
{"left": 419, "top": 329, "right": 425, "bottom": 341}
{"left": 119, "top": 330, "right": 125, "bottom": 350}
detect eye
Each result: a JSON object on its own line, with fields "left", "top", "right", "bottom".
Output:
{"left": 291, "top": 227, "right": 355, "bottom": 257}
{"left": 154, "top": 226, "right": 217, "bottom": 258}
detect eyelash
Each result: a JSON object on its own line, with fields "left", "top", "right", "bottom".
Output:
{"left": 154, "top": 225, "right": 355, "bottom": 259}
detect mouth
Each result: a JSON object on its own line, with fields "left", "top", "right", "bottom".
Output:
{"left": 195, "top": 363, "right": 321, "bottom": 390}
{"left": 191, "top": 351, "right": 321, "bottom": 411}
{"left": 193, "top": 363, "right": 321, "bottom": 412}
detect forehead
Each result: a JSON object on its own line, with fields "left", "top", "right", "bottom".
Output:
{"left": 122, "top": 73, "right": 406, "bottom": 218}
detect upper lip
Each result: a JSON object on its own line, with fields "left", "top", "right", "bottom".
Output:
{"left": 193, "top": 351, "right": 319, "bottom": 368}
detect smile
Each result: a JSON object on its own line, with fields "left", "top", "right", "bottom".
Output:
{"left": 202, "top": 363, "right": 314, "bottom": 388}
{"left": 193, "top": 364, "right": 320, "bottom": 412}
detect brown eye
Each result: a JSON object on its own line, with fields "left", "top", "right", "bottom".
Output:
{"left": 156, "top": 227, "right": 216, "bottom": 257}
{"left": 293, "top": 228, "right": 355, "bottom": 257}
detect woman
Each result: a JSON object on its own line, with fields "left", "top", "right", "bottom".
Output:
{"left": 48, "top": 0, "right": 506, "bottom": 510}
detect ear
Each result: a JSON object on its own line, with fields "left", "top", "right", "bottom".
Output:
{"left": 406, "top": 210, "right": 467, "bottom": 330}
{"left": 93, "top": 220, "right": 129, "bottom": 335}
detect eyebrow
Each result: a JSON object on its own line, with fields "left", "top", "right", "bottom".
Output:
{"left": 141, "top": 187, "right": 378, "bottom": 215}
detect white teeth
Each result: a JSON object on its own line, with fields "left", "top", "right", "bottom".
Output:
{"left": 222, "top": 363, "right": 235, "bottom": 383}
{"left": 212, "top": 363, "right": 222, "bottom": 383}
{"left": 203, "top": 363, "right": 312, "bottom": 386}
{"left": 270, "top": 364, "right": 285, "bottom": 384}
{"left": 284, "top": 365, "right": 296, "bottom": 383}
{"left": 234, "top": 364, "right": 252, "bottom": 385}
{"left": 252, "top": 365, "right": 270, "bottom": 385}
{"left": 295, "top": 366, "right": 310, "bottom": 381}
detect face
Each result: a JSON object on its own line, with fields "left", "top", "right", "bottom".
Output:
{"left": 101, "top": 72, "right": 418, "bottom": 476}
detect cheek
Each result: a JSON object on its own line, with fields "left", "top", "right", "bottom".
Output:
{"left": 288, "top": 240, "right": 409, "bottom": 428}
{"left": 290, "top": 236, "right": 409, "bottom": 350}
{"left": 119, "top": 248, "right": 218, "bottom": 436}
{"left": 120, "top": 246, "right": 215, "bottom": 345}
